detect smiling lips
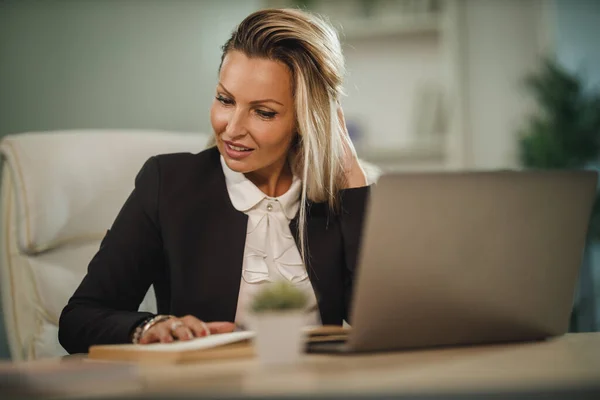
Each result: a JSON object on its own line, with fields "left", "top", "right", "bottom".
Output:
{"left": 223, "top": 140, "right": 255, "bottom": 160}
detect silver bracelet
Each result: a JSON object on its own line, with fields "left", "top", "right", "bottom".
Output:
{"left": 132, "top": 314, "right": 174, "bottom": 344}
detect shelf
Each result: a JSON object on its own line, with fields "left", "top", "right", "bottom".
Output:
{"left": 336, "top": 14, "right": 441, "bottom": 40}
{"left": 263, "top": 0, "right": 442, "bottom": 40}
{"left": 358, "top": 140, "right": 445, "bottom": 165}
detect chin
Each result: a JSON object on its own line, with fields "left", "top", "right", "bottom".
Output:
{"left": 226, "top": 159, "right": 254, "bottom": 173}
{"left": 219, "top": 152, "right": 254, "bottom": 174}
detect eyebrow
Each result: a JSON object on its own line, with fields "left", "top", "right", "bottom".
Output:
{"left": 218, "top": 83, "right": 284, "bottom": 107}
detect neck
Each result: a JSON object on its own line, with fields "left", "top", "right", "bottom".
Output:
{"left": 245, "top": 157, "right": 293, "bottom": 198}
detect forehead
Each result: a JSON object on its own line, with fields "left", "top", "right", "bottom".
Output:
{"left": 219, "top": 51, "right": 293, "bottom": 103}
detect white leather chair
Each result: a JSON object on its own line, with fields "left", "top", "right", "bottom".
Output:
{"left": 0, "top": 130, "right": 210, "bottom": 360}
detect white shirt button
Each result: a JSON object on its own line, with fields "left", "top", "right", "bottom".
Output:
{"left": 266, "top": 203, "right": 273, "bottom": 212}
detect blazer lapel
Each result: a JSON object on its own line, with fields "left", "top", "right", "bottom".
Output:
{"left": 290, "top": 202, "right": 344, "bottom": 325}
{"left": 175, "top": 149, "right": 248, "bottom": 322}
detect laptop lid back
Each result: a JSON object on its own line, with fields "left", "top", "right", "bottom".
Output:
{"left": 348, "top": 171, "right": 597, "bottom": 352}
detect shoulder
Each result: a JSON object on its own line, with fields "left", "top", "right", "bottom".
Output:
{"left": 136, "top": 146, "right": 221, "bottom": 184}
{"left": 153, "top": 146, "right": 220, "bottom": 178}
{"left": 134, "top": 146, "right": 222, "bottom": 195}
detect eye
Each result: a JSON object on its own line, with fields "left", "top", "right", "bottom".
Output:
{"left": 216, "top": 94, "right": 234, "bottom": 106}
{"left": 255, "top": 109, "right": 277, "bottom": 120}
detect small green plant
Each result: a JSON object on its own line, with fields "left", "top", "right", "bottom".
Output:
{"left": 518, "top": 59, "right": 600, "bottom": 170}
{"left": 250, "top": 281, "right": 308, "bottom": 313}
{"left": 518, "top": 58, "right": 600, "bottom": 332}
{"left": 518, "top": 58, "right": 600, "bottom": 239}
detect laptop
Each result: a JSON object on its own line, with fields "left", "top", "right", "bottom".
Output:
{"left": 308, "top": 170, "right": 597, "bottom": 353}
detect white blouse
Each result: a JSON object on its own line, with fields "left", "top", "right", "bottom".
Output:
{"left": 220, "top": 157, "right": 320, "bottom": 328}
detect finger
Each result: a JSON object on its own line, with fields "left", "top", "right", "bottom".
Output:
{"left": 164, "top": 319, "right": 193, "bottom": 341}
{"left": 152, "top": 321, "right": 175, "bottom": 343}
{"left": 181, "top": 315, "right": 211, "bottom": 338}
{"left": 139, "top": 323, "right": 172, "bottom": 344}
{"left": 336, "top": 107, "right": 357, "bottom": 161}
{"left": 139, "top": 329, "right": 160, "bottom": 345}
{"left": 337, "top": 107, "right": 356, "bottom": 159}
{"left": 206, "top": 322, "right": 236, "bottom": 334}
{"left": 336, "top": 106, "right": 347, "bottom": 133}
{"left": 172, "top": 325, "right": 194, "bottom": 341}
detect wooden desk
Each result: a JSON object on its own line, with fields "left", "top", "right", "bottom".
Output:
{"left": 3, "top": 333, "right": 600, "bottom": 399}
{"left": 136, "top": 333, "right": 600, "bottom": 398}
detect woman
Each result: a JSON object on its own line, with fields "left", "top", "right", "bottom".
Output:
{"left": 58, "top": 8, "right": 371, "bottom": 354}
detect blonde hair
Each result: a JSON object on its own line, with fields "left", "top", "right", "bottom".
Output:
{"left": 215, "top": 8, "right": 355, "bottom": 263}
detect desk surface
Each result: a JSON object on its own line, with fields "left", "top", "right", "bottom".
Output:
{"left": 3, "top": 333, "right": 600, "bottom": 399}
{"left": 137, "top": 333, "right": 600, "bottom": 397}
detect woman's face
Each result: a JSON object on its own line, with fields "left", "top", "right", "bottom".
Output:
{"left": 211, "top": 50, "right": 296, "bottom": 177}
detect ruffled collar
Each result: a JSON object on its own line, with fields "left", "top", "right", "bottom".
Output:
{"left": 220, "top": 156, "right": 301, "bottom": 220}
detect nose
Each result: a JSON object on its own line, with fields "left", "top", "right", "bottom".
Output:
{"left": 222, "top": 108, "right": 248, "bottom": 141}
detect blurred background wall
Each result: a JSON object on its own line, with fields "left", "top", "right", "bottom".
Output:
{"left": 0, "top": 0, "right": 599, "bottom": 359}
{"left": 0, "top": 0, "right": 558, "bottom": 171}
{"left": 0, "top": 0, "right": 262, "bottom": 137}
{"left": 554, "top": 0, "right": 600, "bottom": 88}
{"left": 0, "top": 0, "right": 548, "bottom": 172}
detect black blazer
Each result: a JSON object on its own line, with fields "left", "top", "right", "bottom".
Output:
{"left": 58, "top": 147, "right": 369, "bottom": 354}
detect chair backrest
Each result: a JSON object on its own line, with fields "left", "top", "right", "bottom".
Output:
{"left": 0, "top": 130, "right": 210, "bottom": 360}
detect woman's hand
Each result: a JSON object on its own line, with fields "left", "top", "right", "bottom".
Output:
{"left": 337, "top": 106, "right": 367, "bottom": 189}
{"left": 139, "top": 315, "right": 236, "bottom": 344}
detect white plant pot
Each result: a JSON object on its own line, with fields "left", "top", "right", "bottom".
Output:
{"left": 251, "top": 311, "right": 306, "bottom": 366}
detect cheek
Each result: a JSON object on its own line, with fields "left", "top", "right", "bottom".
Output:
{"left": 253, "top": 123, "right": 295, "bottom": 152}
{"left": 210, "top": 104, "right": 227, "bottom": 134}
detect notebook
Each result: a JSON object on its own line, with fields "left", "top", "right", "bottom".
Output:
{"left": 88, "top": 326, "right": 350, "bottom": 364}
{"left": 89, "top": 331, "right": 255, "bottom": 364}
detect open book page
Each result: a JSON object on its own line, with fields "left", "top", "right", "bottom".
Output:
{"left": 88, "top": 331, "right": 256, "bottom": 363}
{"left": 106, "top": 331, "right": 256, "bottom": 352}
{"left": 141, "top": 331, "right": 255, "bottom": 352}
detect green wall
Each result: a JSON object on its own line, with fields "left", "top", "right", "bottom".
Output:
{"left": 0, "top": 0, "right": 261, "bottom": 138}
